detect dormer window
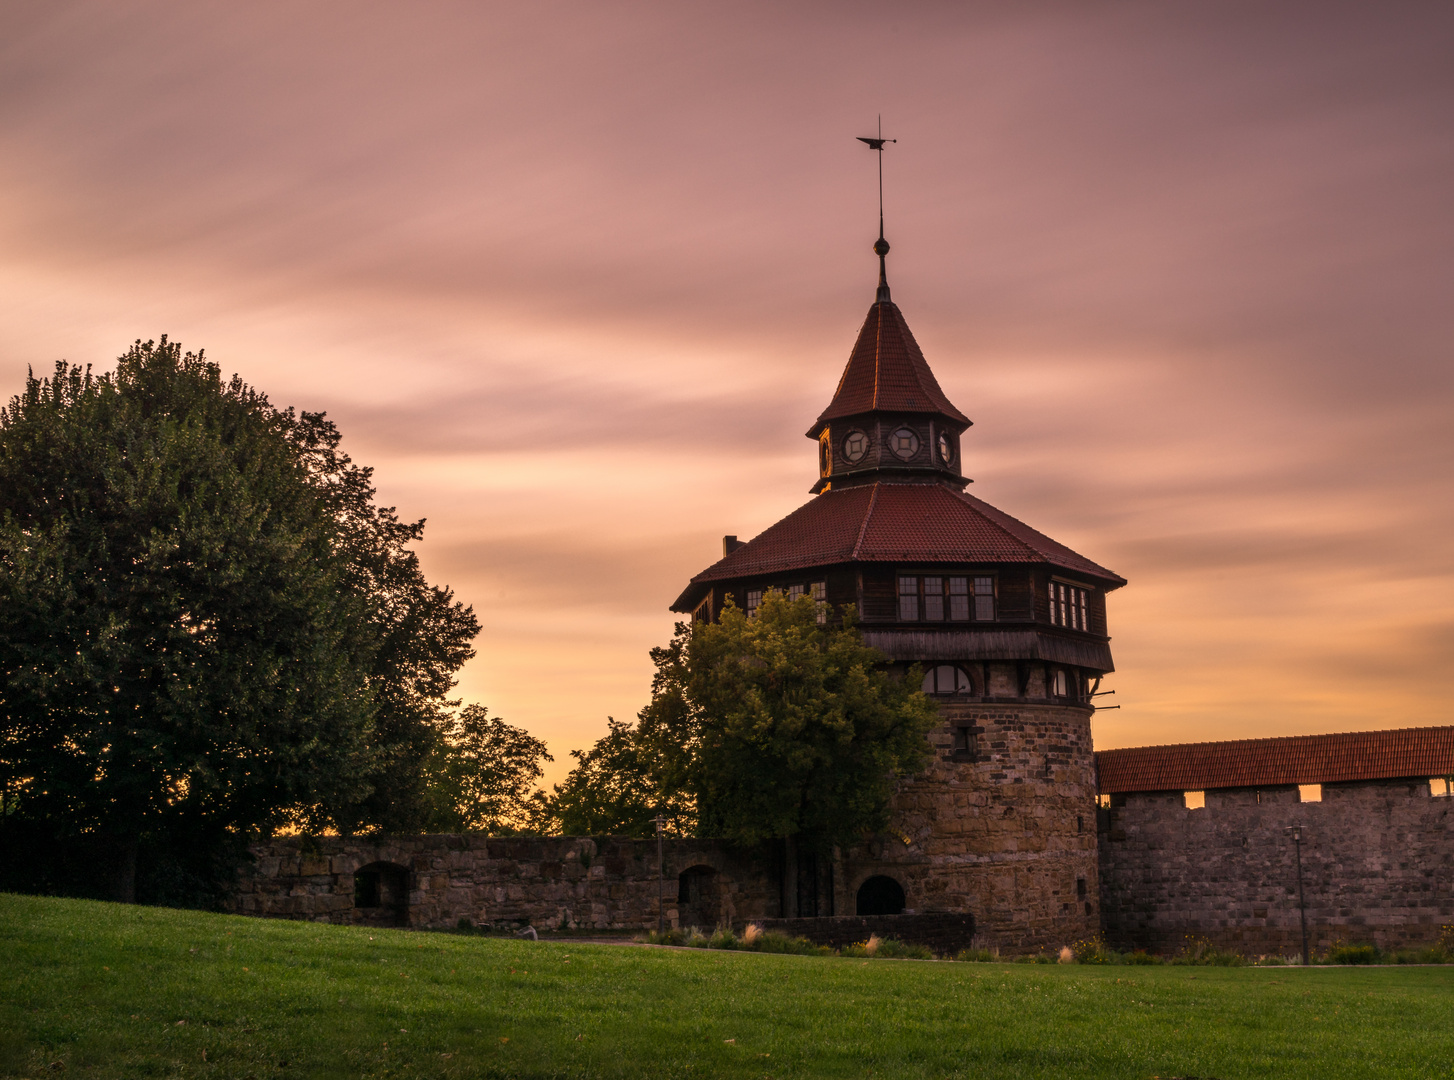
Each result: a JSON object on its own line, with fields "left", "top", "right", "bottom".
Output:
{"left": 1049, "top": 581, "right": 1089, "bottom": 631}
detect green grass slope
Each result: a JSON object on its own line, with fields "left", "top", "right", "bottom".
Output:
{"left": 2, "top": 893, "right": 1452, "bottom": 1079}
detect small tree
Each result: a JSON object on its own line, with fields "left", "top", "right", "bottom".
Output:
{"left": 419, "top": 705, "right": 553, "bottom": 833}
{"left": 640, "top": 590, "right": 939, "bottom": 913}
{"left": 550, "top": 716, "right": 694, "bottom": 838}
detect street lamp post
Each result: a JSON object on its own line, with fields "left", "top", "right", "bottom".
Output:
{"left": 653, "top": 814, "right": 666, "bottom": 936}
{"left": 1286, "top": 824, "right": 1310, "bottom": 965}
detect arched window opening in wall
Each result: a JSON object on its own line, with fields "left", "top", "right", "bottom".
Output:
{"left": 1051, "top": 669, "right": 1069, "bottom": 697}
{"left": 856, "top": 875, "right": 906, "bottom": 916}
{"left": 354, "top": 862, "right": 410, "bottom": 927}
{"left": 922, "top": 665, "right": 972, "bottom": 695}
{"left": 677, "top": 865, "right": 719, "bottom": 929}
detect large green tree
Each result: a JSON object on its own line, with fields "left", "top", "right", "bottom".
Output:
{"left": 630, "top": 591, "right": 939, "bottom": 907}
{"left": 0, "top": 339, "right": 479, "bottom": 902}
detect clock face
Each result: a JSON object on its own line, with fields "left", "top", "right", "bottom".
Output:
{"left": 842, "top": 430, "right": 868, "bottom": 463}
{"left": 889, "top": 427, "right": 920, "bottom": 460}
{"left": 938, "top": 432, "right": 953, "bottom": 464}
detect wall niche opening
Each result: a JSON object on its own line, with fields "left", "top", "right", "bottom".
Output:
{"left": 855, "top": 875, "right": 906, "bottom": 916}
{"left": 354, "top": 862, "right": 410, "bottom": 926}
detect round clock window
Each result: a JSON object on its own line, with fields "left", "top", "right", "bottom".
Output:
{"left": 889, "top": 427, "right": 920, "bottom": 460}
{"left": 938, "top": 432, "right": 953, "bottom": 464}
{"left": 842, "top": 431, "right": 868, "bottom": 463}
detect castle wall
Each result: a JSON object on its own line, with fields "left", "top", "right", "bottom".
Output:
{"left": 230, "top": 834, "right": 778, "bottom": 931}
{"left": 851, "top": 697, "right": 1099, "bottom": 952}
{"left": 228, "top": 699, "right": 1099, "bottom": 954}
{"left": 1098, "top": 779, "right": 1454, "bottom": 955}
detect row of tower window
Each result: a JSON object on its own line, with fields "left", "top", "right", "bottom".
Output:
{"left": 745, "top": 583, "right": 827, "bottom": 624}
{"left": 921, "top": 663, "right": 1089, "bottom": 700}
{"left": 722, "top": 577, "right": 1092, "bottom": 630}
{"left": 898, "top": 575, "right": 995, "bottom": 622}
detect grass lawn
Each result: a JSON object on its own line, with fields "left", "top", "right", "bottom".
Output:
{"left": 3, "top": 894, "right": 1452, "bottom": 1079}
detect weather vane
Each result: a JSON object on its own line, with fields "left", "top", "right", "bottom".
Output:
{"left": 857, "top": 116, "right": 896, "bottom": 302}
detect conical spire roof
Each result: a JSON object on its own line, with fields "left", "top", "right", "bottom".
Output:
{"left": 807, "top": 299, "right": 970, "bottom": 437}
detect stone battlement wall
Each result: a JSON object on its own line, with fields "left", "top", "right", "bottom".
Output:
{"left": 1098, "top": 778, "right": 1454, "bottom": 955}
{"left": 230, "top": 834, "right": 778, "bottom": 931}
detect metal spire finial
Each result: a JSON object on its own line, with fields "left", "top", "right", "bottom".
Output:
{"left": 856, "top": 116, "right": 896, "bottom": 303}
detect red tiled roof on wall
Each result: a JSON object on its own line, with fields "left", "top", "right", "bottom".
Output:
{"left": 1096, "top": 726, "right": 1454, "bottom": 794}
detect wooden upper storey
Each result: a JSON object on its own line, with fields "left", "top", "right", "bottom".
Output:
{"left": 670, "top": 257, "right": 1126, "bottom": 679}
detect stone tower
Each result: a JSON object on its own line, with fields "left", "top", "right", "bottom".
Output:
{"left": 672, "top": 234, "right": 1126, "bottom": 950}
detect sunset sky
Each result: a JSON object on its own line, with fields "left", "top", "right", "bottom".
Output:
{"left": 2, "top": 2, "right": 1451, "bottom": 786}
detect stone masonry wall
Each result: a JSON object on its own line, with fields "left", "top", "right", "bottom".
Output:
{"left": 1099, "top": 779, "right": 1454, "bottom": 955}
{"left": 847, "top": 700, "right": 1100, "bottom": 953}
{"left": 230, "top": 834, "right": 778, "bottom": 931}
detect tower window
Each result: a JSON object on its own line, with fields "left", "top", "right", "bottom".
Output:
{"left": 922, "top": 664, "right": 972, "bottom": 695}
{"left": 950, "top": 724, "right": 976, "bottom": 761}
{"left": 746, "top": 589, "right": 763, "bottom": 618}
{"left": 922, "top": 576, "right": 944, "bottom": 620}
{"left": 842, "top": 430, "right": 868, "bottom": 463}
{"left": 948, "top": 577, "right": 969, "bottom": 620}
{"left": 888, "top": 427, "right": 920, "bottom": 460}
{"left": 973, "top": 576, "right": 995, "bottom": 621}
{"left": 1051, "top": 669, "right": 1069, "bottom": 697}
{"left": 898, "top": 576, "right": 920, "bottom": 621}
{"left": 1049, "top": 581, "right": 1089, "bottom": 631}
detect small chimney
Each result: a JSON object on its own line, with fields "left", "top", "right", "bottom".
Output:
{"left": 722, "top": 534, "right": 743, "bottom": 557}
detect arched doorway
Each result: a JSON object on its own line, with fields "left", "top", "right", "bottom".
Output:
{"left": 677, "top": 865, "right": 719, "bottom": 929}
{"left": 856, "top": 875, "right": 905, "bottom": 916}
{"left": 354, "top": 862, "right": 410, "bottom": 926}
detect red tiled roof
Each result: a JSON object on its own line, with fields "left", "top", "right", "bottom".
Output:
{"left": 671, "top": 481, "right": 1125, "bottom": 610}
{"left": 809, "top": 300, "right": 971, "bottom": 434}
{"left": 1096, "top": 726, "right": 1454, "bottom": 794}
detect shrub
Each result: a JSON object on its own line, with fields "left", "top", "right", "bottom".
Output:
{"left": 1070, "top": 936, "right": 1117, "bottom": 965}
{"left": 954, "top": 948, "right": 998, "bottom": 963}
{"left": 1327, "top": 943, "right": 1378, "bottom": 965}
{"left": 1170, "top": 935, "right": 1245, "bottom": 966}
{"left": 708, "top": 927, "right": 740, "bottom": 950}
{"left": 871, "top": 938, "right": 934, "bottom": 960}
{"left": 750, "top": 931, "right": 833, "bottom": 956}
